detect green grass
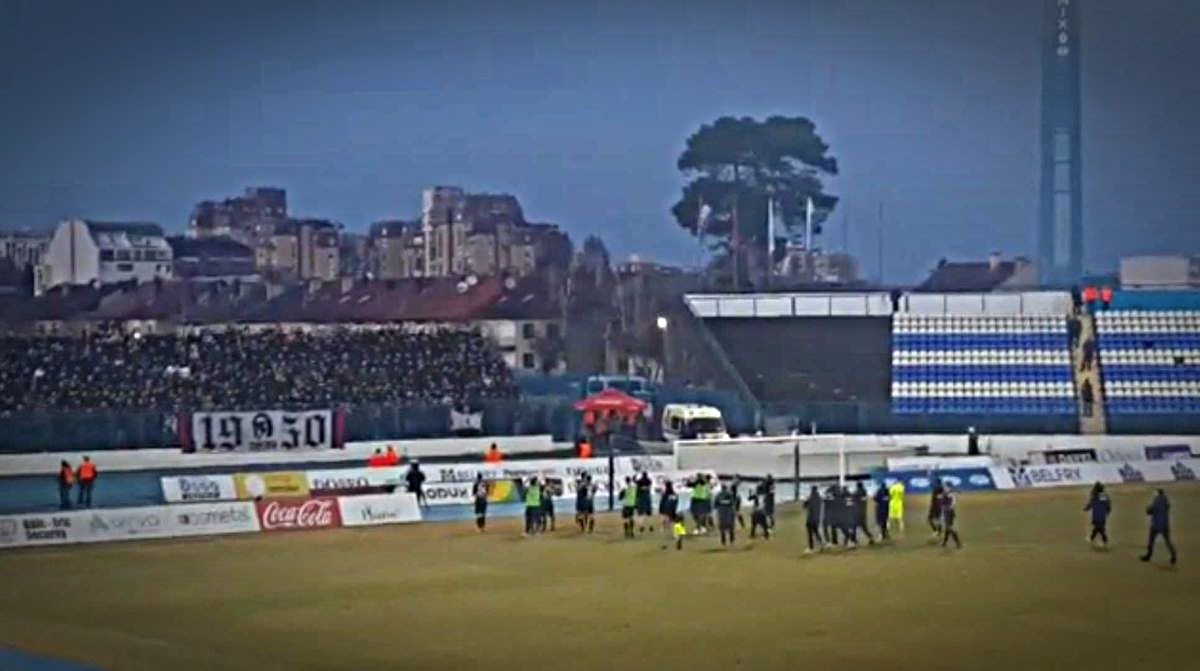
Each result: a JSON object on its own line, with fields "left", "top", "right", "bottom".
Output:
{"left": 1, "top": 484, "right": 1198, "bottom": 671}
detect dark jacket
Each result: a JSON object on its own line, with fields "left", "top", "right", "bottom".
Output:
{"left": 873, "top": 486, "right": 890, "bottom": 521}
{"left": 405, "top": 466, "right": 425, "bottom": 491}
{"left": 1085, "top": 492, "right": 1111, "bottom": 524}
{"left": 659, "top": 491, "right": 679, "bottom": 517}
{"left": 1147, "top": 493, "right": 1171, "bottom": 531}
{"left": 714, "top": 490, "right": 736, "bottom": 523}
{"left": 805, "top": 492, "right": 823, "bottom": 526}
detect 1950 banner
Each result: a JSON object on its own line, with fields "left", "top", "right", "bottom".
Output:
{"left": 178, "top": 409, "right": 346, "bottom": 453}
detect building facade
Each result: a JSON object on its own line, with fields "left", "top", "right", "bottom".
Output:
{"left": 268, "top": 219, "right": 340, "bottom": 281}
{"left": 37, "top": 219, "right": 172, "bottom": 294}
{"left": 0, "top": 231, "right": 50, "bottom": 270}
{"left": 189, "top": 187, "right": 287, "bottom": 250}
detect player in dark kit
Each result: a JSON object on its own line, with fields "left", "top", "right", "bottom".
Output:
{"left": 749, "top": 493, "right": 770, "bottom": 540}
{"left": 1083, "top": 482, "right": 1111, "bottom": 548}
{"left": 731, "top": 476, "right": 746, "bottom": 529}
{"left": 658, "top": 481, "right": 679, "bottom": 537}
{"left": 873, "top": 480, "right": 890, "bottom": 541}
{"left": 472, "top": 473, "right": 489, "bottom": 532}
{"left": 758, "top": 474, "right": 776, "bottom": 528}
{"left": 840, "top": 485, "right": 859, "bottom": 548}
{"left": 1140, "top": 488, "right": 1177, "bottom": 565}
{"left": 620, "top": 477, "right": 637, "bottom": 539}
{"left": 714, "top": 484, "right": 737, "bottom": 546}
{"left": 928, "top": 475, "right": 945, "bottom": 539}
{"left": 575, "top": 474, "right": 596, "bottom": 533}
{"left": 804, "top": 486, "right": 823, "bottom": 554}
{"left": 822, "top": 485, "right": 839, "bottom": 546}
{"left": 540, "top": 478, "right": 556, "bottom": 532}
{"left": 853, "top": 481, "right": 875, "bottom": 546}
{"left": 635, "top": 471, "right": 653, "bottom": 534}
{"left": 939, "top": 485, "right": 962, "bottom": 550}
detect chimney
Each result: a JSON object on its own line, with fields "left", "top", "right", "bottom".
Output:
{"left": 988, "top": 252, "right": 1002, "bottom": 272}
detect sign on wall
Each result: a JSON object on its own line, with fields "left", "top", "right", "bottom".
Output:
{"left": 180, "top": 409, "right": 344, "bottom": 452}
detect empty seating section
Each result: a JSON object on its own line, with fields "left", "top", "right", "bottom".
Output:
{"left": 891, "top": 314, "right": 1074, "bottom": 415}
{"left": 1096, "top": 311, "right": 1200, "bottom": 415}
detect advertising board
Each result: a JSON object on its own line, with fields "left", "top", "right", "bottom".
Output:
{"left": 161, "top": 474, "right": 238, "bottom": 503}
{"left": 171, "top": 501, "right": 260, "bottom": 536}
{"left": 337, "top": 493, "right": 422, "bottom": 527}
{"left": 883, "top": 468, "right": 997, "bottom": 493}
{"left": 234, "top": 472, "right": 309, "bottom": 500}
{"left": 255, "top": 497, "right": 342, "bottom": 532}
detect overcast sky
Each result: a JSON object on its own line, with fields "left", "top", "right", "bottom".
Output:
{"left": 1, "top": 0, "right": 1197, "bottom": 282}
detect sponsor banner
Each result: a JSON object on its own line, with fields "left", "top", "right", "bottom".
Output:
{"left": 85, "top": 508, "right": 172, "bottom": 542}
{"left": 1042, "top": 448, "right": 1098, "bottom": 465}
{"left": 161, "top": 474, "right": 238, "bottom": 503}
{"left": 428, "top": 456, "right": 671, "bottom": 486}
{"left": 1172, "top": 460, "right": 1197, "bottom": 481}
{"left": 883, "top": 468, "right": 997, "bottom": 493}
{"left": 14, "top": 513, "right": 81, "bottom": 546}
{"left": 307, "top": 467, "right": 403, "bottom": 495}
{"left": 256, "top": 497, "right": 342, "bottom": 532}
{"left": 184, "top": 409, "right": 341, "bottom": 452}
{"left": 234, "top": 472, "right": 309, "bottom": 500}
{"left": 338, "top": 493, "right": 422, "bottom": 527}
{"left": 172, "top": 501, "right": 260, "bottom": 536}
{"left": 1144, "top": 444, "right": 1193, "bottom": 461}
{"left": 1009, "top": 464, "right": 1101, "bottom": 489}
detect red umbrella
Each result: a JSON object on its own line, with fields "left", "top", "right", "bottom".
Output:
{"left": 573, "top": 388, "right": 647, "bottom": 416}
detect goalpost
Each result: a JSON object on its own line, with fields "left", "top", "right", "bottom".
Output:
{"left": 672, "top": 434, "right": 851, "bottom": 501}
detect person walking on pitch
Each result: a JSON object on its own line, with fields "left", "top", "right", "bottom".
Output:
{"left": 804, "top": 486, "right": 823, "bottom": 554}
{"left": 759, "top": 474, "right": 776, "bottom": 529}
{"left": 731, "top": 476, "right": 746, "bottom": 530}
{"left": 874, "top": 480, "right": 890, "bottom": 541}
{"left": 671, "top": 515, "right": 687, "bottom": 551}
{"left": 635, "top": 471, "right": 653, "bottom": 534}
{"left": 822, "top": 485, "right": 839, "bottom": 546}
{"left": 690, "top": 475, "right": 711, "bottom": 534}
{"left": 1083, "top": 482, "right": 1111, "bottom": 548}
{"left": 575, "top": 474, "right": 596, "bottom": 533}
{"left": 939, "top": 485, "right": 962, "bottom": 550}
{"left": 714, "top": 483, "right": 737, "bottom": 547}
{"left": 540, "top": 478, "right": 556, "bottom": 532}
{"left": 840, "top": 485, "right": 859, "bottom": 548}
{"left": 472, "top": 473, "right": 489, "bottom": 532}
{"left": 888, "top": 479, "right": 906, "bottom": 536}
{"left": 749, "top": 493, "right": 770, "bottom": 540}
{"left": 659, "top": 481, "right": 679, "bottom": 537}
{"left": 1140, "top": 488, "right": 1177, "bottom": 565}
{"left": 853, "top": 481, "right": 875, "bottom": 546}
{"left": 928, "top": 476, "right": 945, "bottom": 539}
{"left": 620, "top": 477, "right": 637, "bottom": 539}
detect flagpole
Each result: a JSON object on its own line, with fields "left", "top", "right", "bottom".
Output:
{"left": 766, "top": 197, "right": 775, "bottom": 289}
{"left": 731, "top": 193, "right": 740, "bottom": 292}
{"left": 805, "top": 197, "right": 814, "bottom": 252}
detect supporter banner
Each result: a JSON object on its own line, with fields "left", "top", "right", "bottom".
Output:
{"left": 1144, "top": 444, "right": 1193, "bottom": 461}
{"left": 256, "top": 497, "right": 342, "bottom": 532}
{"left": 182, "top": 409, "right": 343, "bottom": 453}
{"left": 883, "top": 468, "right": 997, "bottom": 493}
{"left": 234, "top": 472, "right": 309, "bottom": 500}
{"left": 1042, "top": 448, "right": 1098, "bottom": 465}
{"left": 338, "top": 493, "right": 422, "bottom": 527}
{"left": 161, "top": 474, "right": 238, "bottom": 503}
{"left": 171, "top": 502, "right": 260, "bottom": 536}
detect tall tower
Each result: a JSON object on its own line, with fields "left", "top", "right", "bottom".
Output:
{"left": 1038, "top": 0, "right": 1083, "bottom": 286}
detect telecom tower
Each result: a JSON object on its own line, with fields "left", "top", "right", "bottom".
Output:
{"left": 1038, "top": 0, "right": 1083, "bottom": 286}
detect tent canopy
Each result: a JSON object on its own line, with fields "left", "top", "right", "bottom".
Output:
{"left": 573, "top": 388, "right": 647, "bottom": 416}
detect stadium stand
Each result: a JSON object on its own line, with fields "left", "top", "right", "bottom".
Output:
{"left": 0, "top": 329, "right": 516, "bottom": 414}
{"left": 1096, "top": 310, "right": 1200, "bottom": 415}
{"left": 891, "top": 314, "right": 1076, "bottom": 415}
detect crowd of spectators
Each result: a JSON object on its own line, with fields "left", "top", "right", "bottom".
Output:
{"left": 0, "top": 328, "right": 516, "bottom": 414}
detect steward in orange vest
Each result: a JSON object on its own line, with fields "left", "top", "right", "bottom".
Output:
{"left": 57, "top": 460, "right": 74, "bottom": 510}
{"left": 76, "top": 456, "right": 97, "bottom": 508}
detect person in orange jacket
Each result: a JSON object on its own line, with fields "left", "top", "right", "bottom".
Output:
{"left": 484, "top": 443, "right": 503, "bottom": 463}
{"left": 385, "top": 445, "right": 400, "bottom": 467}
{"left": 367, "top": 449, "right": 387, "bottom": 468}
{"left": 1082, "top": 286, "right": 1098, "bottom": 312}
{"left": 57, "top": 460, "right": 74, "bottom": 510}
{"left": 577, "top": 438, "right": 593, "bottom": 459}
{"left": 1100, "top": 286, "right": 1113, "bottom": 311}
{"left": 76, "top": 456, "right": 97, "bottom": 508}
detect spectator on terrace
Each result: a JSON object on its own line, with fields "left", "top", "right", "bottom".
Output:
{"left": 1067, "top": 317, "right": 1081, "bottom": 348}
{"left": 1080, "top": 338, "right": 1096, "bottom": 372}
{"left": 1080, "top": 379, "right": 1095, "bottom": 418}
{"left": 484, "top": 443, "right": 503, "bottom": 463}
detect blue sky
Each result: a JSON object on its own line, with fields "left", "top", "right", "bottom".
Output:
{"left": 1, "top": 0, "right": 1197, "bottom": 282}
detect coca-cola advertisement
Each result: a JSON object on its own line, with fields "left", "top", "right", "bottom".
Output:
{"left": 255, "top": 497, "right": 342, "bottom": 532}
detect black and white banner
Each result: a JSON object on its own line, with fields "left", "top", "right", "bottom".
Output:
{"left": 181, "top": 409, "right": 343, "bottom": 453}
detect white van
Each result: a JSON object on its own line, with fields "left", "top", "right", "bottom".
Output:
{"left": 661, "top": 404, "right": 728, "bottom": 442}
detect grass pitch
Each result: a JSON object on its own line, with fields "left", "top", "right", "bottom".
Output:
{"left": 0, "top": 484, "right": 1197, "bottom": 671}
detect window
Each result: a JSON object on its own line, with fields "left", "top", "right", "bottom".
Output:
{"left": 522, "top": 352, "right": 536, "bottom": 369}
{"left": 116, "top": 263, "right": 134, "bottom": 272}
{"left": 1054, "top": 131, "right": 1070, "bottom": 161}
{"left": 99, "top": 250, "right": 114, "bottom": 261}
{"left": 522, "top": 323, "right": 537, "bottom": 339}
{"left": 115, "top": 250, "right": 131, "bottom": 261}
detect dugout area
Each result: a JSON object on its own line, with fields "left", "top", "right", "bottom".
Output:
{"left": 0, "top": 483, "right": 1196, "bottom": 671}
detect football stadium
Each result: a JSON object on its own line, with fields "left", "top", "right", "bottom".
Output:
{"left": 2, "top": 1, "right": 1199, "bottom": 670}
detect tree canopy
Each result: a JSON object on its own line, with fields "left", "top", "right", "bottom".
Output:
{"left": 670, "top": 115, "right": 839, "bottom": 253}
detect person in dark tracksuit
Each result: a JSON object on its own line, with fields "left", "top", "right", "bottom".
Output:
{"left": 760, "top": 474, "right": 776, "bottom": 528}
{"left": 620, "top": 478, "right": 637, "bottom": 539}
{"left": 659, "top": 481, "right": 679, "bottom": 537}
{"left": 1083, "top": 482, "right": 1111, "bottom": 547}
{"left": 576, "top": 474, "right": 596, "bottom": 533}
{"left": 714, "top": 485, "right": 737, "bottom": 547}
{"left": 928, "top": 476, "right": 945, "bottom": 538}
{"left": 822, "top": 486, "right": 839, "bottom": 546}
{"left": 874, "top": 481, "right": 890, "bottom": 541}
{"left": 853, "top": 482, "right": 875, "bottom": 546}
{"left": 731, "top": 476, "right": 746, "bottom": 530}
{"left": 840, "top": 486, "right": 859, "bottom": 548}
{"left": 1140, "top": 489, "right": 1177, "bottom": 565}
{"left": 749, "top": 493, "right": 770, "bottom": 540}
{"left": 472, "top": 473, "right": 489, "bottom": 532}
{"left": 522, "top": 477, "right": 542, "bottom": 536}
{"left": 804, "top": 486, "right": 823, "bottom": 553}
{"left": 540, "top": 478, "right": 556, "bottom": 532}
{"left": 635, "top": 471, "right": 653, "bottom": 534}
{"left": 940, "top": 486, "right": 962, "bottom": 549}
